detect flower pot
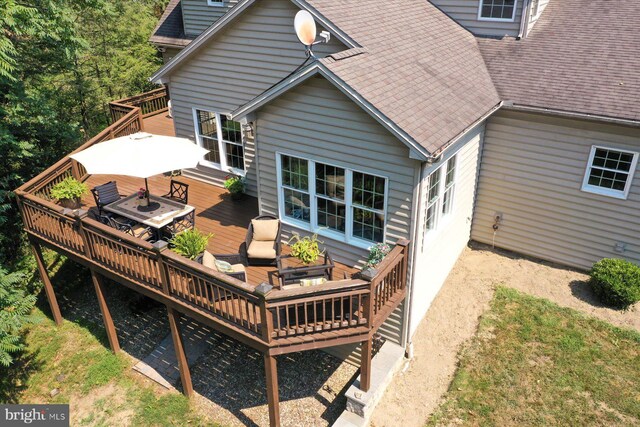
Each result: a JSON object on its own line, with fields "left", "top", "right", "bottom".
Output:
{"left": 59, "top": 197, "right": 81, "bottom": 210}
{"left": 138, "top": 197, "right": 149, "bottom": 207}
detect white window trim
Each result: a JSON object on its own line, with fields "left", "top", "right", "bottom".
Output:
{"left": 192, "top": 108, "right": 246, "bottom": 176}
{"left": 477, "top": 0, "right": 518, "bottom": 22}
{"left": 276, "top": 152, "right": 389, "bottom": 250}
{"left": 422, "top": 153, "right": 459, "bottom": 250}
{"left": 581, "top": 145, "right": 638, "bottom": 200}
{"left": 207, "top": 0, "right": 224, "bottom": 6}
{"left": 530, "top": 0, "right": 541, "bottom": 17}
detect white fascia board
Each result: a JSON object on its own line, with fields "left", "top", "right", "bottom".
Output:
{"left": 150, "top": 0, "right": 358, "bottom": 84}
{"left": 231, "top": 63, "right": 430, "bottom": 161}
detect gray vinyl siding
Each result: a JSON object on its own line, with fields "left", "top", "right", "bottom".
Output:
{"left": 162, "top": 47, "right": 183, "bottom": 64}
{"left": 167, "top": 0, "right": 346, "bottom": 196}
{"left": 256, "top": 76, "right": 421, "bottom": 353}
{"left": 431, "top": 0, "right": 524, "bottom": 37}
{"left": 182, "top": 0, "right": 239, "bottom": 37}
{"left": 472, "top": 110, "right": 640, "bottom": 269}
{"left": 410, "top": 124, "right": 483, "bottom": 338}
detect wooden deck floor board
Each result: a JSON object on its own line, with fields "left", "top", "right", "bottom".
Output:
{"left": 81, "top": 116, "right": 359, "bottom": 285}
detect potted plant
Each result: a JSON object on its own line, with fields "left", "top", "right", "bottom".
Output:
{"left": 288, "top": 232, "right": 324, "bottom": 265}
{"left": 224, "top": 175, "right": 246, "bottom": 201}
{"left": 361, "top": 242, "right": 392, "bottom": 280}
{"left": 170, "top": 228, "right": 214, "bottom": 260}
{"left": 50, "top": 177, "right": 88, "bottom": 209}
{"left": 137, "top": 187, "right": 149, "bottom": 207}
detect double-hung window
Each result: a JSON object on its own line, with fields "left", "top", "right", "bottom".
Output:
{"left": 193, "top": 109, "right": 245, "bottom": 173}
{"left": 422, "top": 154, "right": 458, "bottom": 248}
{"left": 581, "top": 146, "right": 638, "bottom": 199}
{"left": 478, "top": 0, "right": 517, "bottom": 21}
{"left": 277, "top": 154, "right": 387, "bottom": 246}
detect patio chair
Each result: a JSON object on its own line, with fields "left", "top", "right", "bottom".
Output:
{"left": 243, "top": 215, "right": 281, "bottom": 266}
{"left": 162, "top": 210, "right": 195, "bottom": 241}
{"left": 162, "top": 179, "right": 189, "bottom": 205}
{"left": 91, "top": 181, "right": 124, "bottom": 215}
{"left": 198, "top": 251, "right": 247, "bottom": 282}
{"left": 107, "top": 216, "right": 154, "bottom": 241}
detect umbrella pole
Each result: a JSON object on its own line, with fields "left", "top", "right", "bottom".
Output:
{"left": 145, "top": 178, "right": 150, "bottom": 204}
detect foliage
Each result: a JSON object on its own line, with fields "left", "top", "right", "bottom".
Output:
{"left": 288, "top": 233, "right": 324, "bottom": 265}
{"left": 223, "top": 175, "right": 246, "bottom": 194}
{"left": 429, "top": 287, "right": 640, "bottom": 426}
{"left": 50, "top": 177, "right": 88, "bottom": 201}
{"left": 0, "top": 267, "right": 38, "bottom": 366}
{"left": 170, "top": 229, "right": 214, "bottom": 260}
{"left": 589, "top": 258, "right": 640, "bottom": 309}
{"left": 365, "top": 242, "right": 392, "bottom": 268}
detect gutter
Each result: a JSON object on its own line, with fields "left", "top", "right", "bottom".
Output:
{"left": 504, "top": 102, "right": 640, "bottom": 128}
{"left": 429, "top": 101, "right": 503, "bottom": 161}
{"left": 517, "top": 0, "right": 530, "bottom": 40}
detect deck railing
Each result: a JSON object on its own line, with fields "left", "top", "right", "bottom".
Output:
{"left": 109, "top": 87, "right": 168, "bottom": 122}
{"left": 15, "top": 87, "right": 409, "bottom": 349}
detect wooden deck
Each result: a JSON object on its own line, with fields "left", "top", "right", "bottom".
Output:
{"left": 82, "top": 172, "right": 358, "bottom": 286}
{"left": 143, "top": 111, "right": 175, "bottom": 137}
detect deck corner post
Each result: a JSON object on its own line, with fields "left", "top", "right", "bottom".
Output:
{"left": 137, "top": 107, "right": 145, "bottom": 132}
{"left": 167, "top": 307, "right": 193, "bottom": 397}
{"left": 360, "top": 336, "right": 373, "bottom": 392}
{"left": 91, "top": 270, "right": 120, "bottom": 353}
{"left": 154, "top": 241, "right": 171, "bottom": 295}
{"left": 256, "top": 283, "right": 274, "bottom": 343}
{"left": 30, "top": 240, "right": 63, "bottom": 326}
{"left": 263, "top": 352, "right": 280, "bottom": 427}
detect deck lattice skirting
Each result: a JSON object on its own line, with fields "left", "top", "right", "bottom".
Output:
{"left": 15, "top": 88, "right": 409, "bottom": 427}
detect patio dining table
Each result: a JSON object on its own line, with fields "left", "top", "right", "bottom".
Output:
{"left": 104, "top": 194, "right": 195, "bottom": 230}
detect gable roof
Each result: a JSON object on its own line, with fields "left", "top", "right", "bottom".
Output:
{"left": 149, "top": 0, "right": 193, "bottom": 48}
{"left": 478, "top": 0, "right": 640, "bottom": 124}
{"left": 152, "top": 0, "right": 500, "bottom": 157}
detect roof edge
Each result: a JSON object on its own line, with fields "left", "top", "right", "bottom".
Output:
{"left": 231, "top": 61, "right": 431, "bottom": 161}
{"left": 150, "top": 0, "right": 359, "bottom": 84}
{"left": 505, "top": 102, "right": 640, "bottom": 128}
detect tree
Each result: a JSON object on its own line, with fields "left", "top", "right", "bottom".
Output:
{"left": 0, "top": 267, "right": 37, "bottom": 367}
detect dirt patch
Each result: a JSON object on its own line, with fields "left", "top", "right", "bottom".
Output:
{"left": 69, "top": 383, "right": 135, "bottom": 427}
{"left": 370, "top": 243, "right": 639, "bottom": 427}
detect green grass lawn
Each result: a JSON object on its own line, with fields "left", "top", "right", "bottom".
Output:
{"left": 1, "top": 252, "right": 218, "bottom": 426}
{"left": 1, "top": 308, "right": 217, "bottom": 426}
{"left": 429, "top": 287, "right": 640, "bottom": 427}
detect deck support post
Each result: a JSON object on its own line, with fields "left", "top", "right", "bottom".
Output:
{"left": 30, "top": 240, "right": 63, "bottom": 325}
{"left": 91, "top": 271, "right": 120, "bottom": 353}
{"left": 360, "top": 336, "right": 373, "bottom": 392}
{"left": 167, "top": 307, "right": 193, "bottom": 397}
{"left": 264, "top": 353, "right": 280, "bottom": 427}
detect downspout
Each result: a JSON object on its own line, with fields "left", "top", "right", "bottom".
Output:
{"left": 402, "top": 160, "right": 429, "bottom": 358}
{"left": 517, "top": 0, "right": 531, "bottom": 40}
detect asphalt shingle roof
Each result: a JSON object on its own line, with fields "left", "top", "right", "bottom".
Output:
{"left": 478, "top": 0, "right": 640, "bottom": 122}
{"left": 150, "top": 0, "right": 193, "bottom": 48}
{"left": 309, "top": 0, "right": 500, "bottom": 155}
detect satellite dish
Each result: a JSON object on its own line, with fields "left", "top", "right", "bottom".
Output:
{"left": 294, "top": 10, "right": 317, "bottom": 46}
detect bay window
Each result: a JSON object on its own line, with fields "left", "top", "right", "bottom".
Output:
{"left": 277, "top": 154, "right": 388, "bottom": 246}
{"left": 193, "top": 108, "right": 245, "bottom": 173}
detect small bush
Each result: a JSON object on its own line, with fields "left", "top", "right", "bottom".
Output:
{"left": 288, "top": 233, "right": 323, "bottom": 265}
{"left": 50, "top": 177, "right": 88, "bottom": 201}
{"left": 223, "top": 174, "right": 245, "bottom": 194}
{"left": 170, "top": 228, "right": 213, "bottom": 260}
{"left": 589, "top": 258, "right": 640, "bottom": 309}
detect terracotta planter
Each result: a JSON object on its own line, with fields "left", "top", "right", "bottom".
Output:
{"left": 59, "top": 198, "right": 81, "bottom": 210}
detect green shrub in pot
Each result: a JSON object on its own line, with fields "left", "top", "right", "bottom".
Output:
{"left": 170, "top": 228, "right": 214, "bottom": 260}
{"left": 287, "top": 232, "right": 323, "bottom": 265}
{"left": 50, "top": 177, "right": 88, "bottom": 209}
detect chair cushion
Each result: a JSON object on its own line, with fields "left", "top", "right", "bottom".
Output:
{"left": 95, "top": 182, "right": 120, "bottom": 205}
{"left": 230, "top": 264, "right": 246, "bottom": 273}
{"left": 202, "top": 251, "right": 217, "bottom": 270}
{"left": 251, "top": 219, "right": 279, "bottom": 241}
{"left": 300, "top": 277, "right": 327, "bottom": 287}
{"left": 247, "top": 240, "right": 277, "bottom": 259}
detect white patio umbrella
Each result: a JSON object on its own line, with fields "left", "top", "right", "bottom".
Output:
{"left": 70, "top": 132, "right": 208, "bottom": 204}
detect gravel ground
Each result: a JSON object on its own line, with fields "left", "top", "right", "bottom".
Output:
{"left": 371, "top": 242, "right": 639, "bottom": 427}
{"left": 52, "top": 258, "right": 358, "bottom": 426}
